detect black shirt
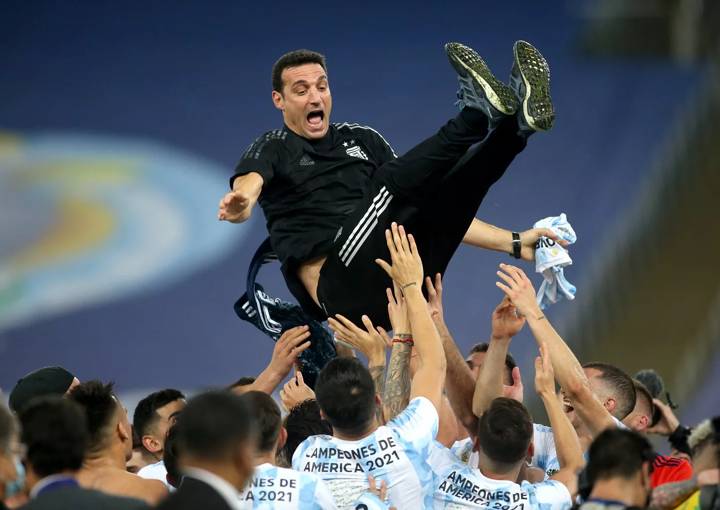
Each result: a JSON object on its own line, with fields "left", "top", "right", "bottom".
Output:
{"left": 231, "top": 122, "right": 396, "bottom": 269}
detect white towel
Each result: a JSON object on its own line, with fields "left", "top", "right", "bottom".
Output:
{"left": 534, "top": 213, "right": 577, "bottom": 309}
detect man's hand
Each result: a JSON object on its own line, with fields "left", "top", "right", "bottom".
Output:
{"left": 280, "top": 371, "right": 316, "bottom": 411}
{"left": 534, "top": 342, "right": 556, "bottom": 398}
{"left": 491, "top": 297, "right": 526, "bottom": 340}
{"left": 495, "top": 263, "right": 543, "bottom": 319}
{"left": 375, "top": 223, "right": 424, "bottom": 291}
{"left": 502, "top": 367, "right": 524, "bottom": 403}
{"left": 267, "top": 326, "right": 312, "bottom": 380}
{"left": 647, "top": 398, "right": 681, "bottom": 436}
{"left": 386, "top": 284, "right": 410, "bottom": 335}
{"left": 519, "top": 227, "right": 569, "bottom": 262}
{"left": 425, "top": 273, "right": 445, "bottom": 325}
{"left": 217, "top": 172, "right": 263, "bottom": 223}
{"left": 328, "top": 314, "right": 388, "bottom": 365}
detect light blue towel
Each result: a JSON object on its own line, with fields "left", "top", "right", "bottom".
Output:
{"left": 534, "top": 213, "right": 577, "bottom": 309}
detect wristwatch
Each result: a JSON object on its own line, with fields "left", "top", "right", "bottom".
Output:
{"left": 511, "top": 232, "right": 521, "bottom": 259}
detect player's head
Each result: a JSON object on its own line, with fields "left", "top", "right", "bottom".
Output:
{"left": 227, "top": 376, "right": 256, "bottom": 395}
{"left": 240, "top": 391, "right": 286, "bottom": 456}
{"left": 315, "top": 357, "right": 377, "bottom": 437}
{"left": 278, "top": 399, "right": 332, "bottom": 467}
{"left": 271, "top": 49, "right": 331, "bottom": 140}
{"left": 174, "top": 391, "right": 256, "bottom": 491}
{"left": 466, "top": 342, "right": 517, "bottom": 384}
{"left": 9, "top": 366, "right": 80, "bottom": 413}
{"left": 68, "top": 380, "right": 133, "bottom": 462}
{"left": 623, "top": 380, "right": 655, "bottom": 433}
{"left": 688, "top": 416, "right": 720, "bottom": 472}
{"left": 475, "top": 398, "right": 533, "bottom": 471}
{"left": 584, "top": 428, "right": 655, "bottom": 507}
{"left": 561, "top": 362, "right": 636, "bottom": 430}
{"left": 133, "top": 388, "right": 185, "bottom": 460}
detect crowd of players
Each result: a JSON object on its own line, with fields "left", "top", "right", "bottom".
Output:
{"left": 0, "top": 225, "right": 718, "bottom": 510}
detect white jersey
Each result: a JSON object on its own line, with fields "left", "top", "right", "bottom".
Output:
{"left": 429, "top": 443, "right": 572, "bottom": 510}
{"left": 238, "top": 463, "right": 336, "bottom": 509}
{"left": 137, "top": 460, "right": 173, "bottom": 490}
{"left": 292, "top": 397, "right": 439, "bottom": 510}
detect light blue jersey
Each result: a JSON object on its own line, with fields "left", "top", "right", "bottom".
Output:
{"left": 429, "top": 443, "right": 572, "bottom": 510}
{"left": 292, "top": 397, "right": 439, "bottom": 510}
{"left": 238, "top": 463, "right": 336, "bottom": 509}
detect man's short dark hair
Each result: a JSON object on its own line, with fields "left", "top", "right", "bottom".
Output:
{"left": 67, "top": 380, "right": 119, "bottom": 451}
{"left": 278, "top": 399, "right": 332, "bottom": 467}
{"left": 315, "top": 358, "right": 375, "bottom": 436}
{"left": 272, "top": 49, "right": 327, "bottom": 93}
{"left": 468, "top": 342, "right": 517, "bottom": 383}
{"left": 586, "top": 428, "right": 655, "bottom": 486}
{"left": 228, "top": 377, "right": 256, "bottom": 391}
{"left": 133, "top": 389, "right": 185, "bottom": 441}
{"left": 175, "top": 391, "right": 255, "bottom": 462}
{"left": 583, "top": 362, "right": 636, "bottom": 420}
{"left": 477, "top": 398, "right": 533, "bottom": 465}
{"left": 0, "top": 403, "right": 17, "bottom": 454}
{"left": 241, "top": 391, "right": 282, "bottom": 453}
{"left": 19, "top": 396, "right": 88, "bottom": 478}
{"left": 632, "top": 380, "right": 655, "bottom": 420}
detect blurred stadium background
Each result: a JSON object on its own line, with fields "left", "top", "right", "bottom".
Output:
{"left": 1, "top": 0, "right": 718, "bottom": 431}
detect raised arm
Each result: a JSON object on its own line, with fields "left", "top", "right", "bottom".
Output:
{"left": 375, "top": 223, "right": 446, "bottom": 412}
{"left": 218, "top": 171, "right": 264, "bottom": 223}
{"left": 496, "top": 264, "right": 616, "bottom": 436}
{"left": 423, "top": 274, "right": 478, "bottom": 434}
{"left": 240, "top": 325, "right": 311, "bottom": 395}
{"left": 462, "top": 218, "right": 566, "bottom": 261}
{"left": 535, "top": 342, "right": 584, "bottom": 495}
{"left": 472, "top": 297, "right": 525, "bottom": 417}
{"left": 382, "top": 285, "right": 412, "bottom": 421}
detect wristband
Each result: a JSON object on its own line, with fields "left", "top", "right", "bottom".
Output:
{"left": 511, "top": 232, "right": 521, "bottom": 259}
{"left": 392, "top": 337, "right": 414, "bottom": 346}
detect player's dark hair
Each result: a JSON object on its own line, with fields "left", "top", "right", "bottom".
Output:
{"left": 67, "top": 380, "right": 119, "bottom": 451}
{"left": 468, "top": 342, "right": 517, "bottom": 383}
{"left": 583, "top": 362, "right": 637, "bottom": 420}
{"left": 586, "top": 428, "right": 655, "bottom": 485}
{"left": 632, "top": 380, "right": 655, "bottom": 421}
{"left": 477, "top": 398, "right": 533, "bottom": 465}
{"left": 19, "top": 396, "right": 88, "bottom": 478}
{"left": 241, "top": 391, "right": 282, "bottom": 453}
{"left": 315, "top": 357, "right": 375, "bottom": 436}
{"left": 228, "top": 377, "right": 256, "bottom": 390}
{"left": 133, "top": 388, "right": 185, "bottom": 441}
{"left": 272, "top": 49, "right": 327, "bottom": 93}
{"left": 175, "top": 391, "right": 255, "bottom": 461}
{"left": 278, "top": 399, "right": 332, "bottom": 466}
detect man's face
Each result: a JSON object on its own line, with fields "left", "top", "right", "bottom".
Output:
{"left": 272, "top": 63, "right": 332, "bottom": 139}
{"left": 466, "top": 351, "right": 513, "bottom": 385}
{"left": 560, "top": 368, "right": 608, "bottom": 431}
{"left": 153, "top": 399, "right": 185, "bottom": 451}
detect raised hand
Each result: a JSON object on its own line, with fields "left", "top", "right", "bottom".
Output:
{"left": 217, "top": 172, "right": 263, "bottom": 223}
{"left": 502, "top": 366, "right": 524, "bottom": 403}
{"left": 534, "top": 342, "right": 555, "bottom": 398}
{"left": 328, "top": 314, "right": 388, "bottom": 363}
{"left": 425, "top": 273, "right": 445, "bottom": 324}
{"left": 495, "top": 263, "right": 542, "bottom": 318}
{"left": 386, "top": 284, "right": 410, "bottom": 336}
{"left": 280, "top": 371, "right": 316, "bottom": 411}
{"left": 491, "top": 296, "right": 526, "bottom": 340}
{"left": 519, "top": 227, "right": 569, "bottom": 261}
{"left": 267, "top": 326, "right": 312, "bottom": 380}
{"left": 647, "top": 398, "right": 681, "bottom": 436}
{"left": 375, "top": 223, "right": 424, "bottom": 291}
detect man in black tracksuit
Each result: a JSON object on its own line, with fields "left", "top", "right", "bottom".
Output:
{"left": 219, "top": 41, "right": 559, "bottom": 329}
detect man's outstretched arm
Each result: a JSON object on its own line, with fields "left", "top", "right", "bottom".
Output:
{"left": 496, "top": 264, "right": 616, "bottom": 436}
{"left": 218, "top": 171, "right": 264, "bottom": 223}
{"left": 462, "top": 218, "right": 566, "bottom": 261}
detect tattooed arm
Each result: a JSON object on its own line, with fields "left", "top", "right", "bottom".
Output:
{"left": 649, "top": 476, "right": 699, "bottom": 510}
{"left": 383, "top": 341, "right": 412, "bottom": 421}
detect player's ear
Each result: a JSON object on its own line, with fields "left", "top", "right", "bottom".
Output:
{"left": 272, "top": 90, "right": 285, "bottom": 111}
{"left": 277, "top": 426, "right": 288, "bottom": 450}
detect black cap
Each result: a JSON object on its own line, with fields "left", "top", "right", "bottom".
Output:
{"left": 9, "top": 367, "right": 76, "bottom": 413}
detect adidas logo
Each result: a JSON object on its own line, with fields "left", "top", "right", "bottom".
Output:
{"left": 299, "top": 154, "right": 315, "bottom": 166}
{"left": 346, "top": 145, "right": 368, "bottom": 160}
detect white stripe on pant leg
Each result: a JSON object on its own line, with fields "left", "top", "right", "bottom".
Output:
{"left": 343, "top": 195, "right": 394, "bottom": 267}
{"left": 340, "top": 193, "right": 392, "bottom": 265}
{"left": 338, "top": 187, "right": 388, "bottom": 259}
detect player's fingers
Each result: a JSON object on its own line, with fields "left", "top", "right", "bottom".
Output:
{"left": 385, "top": 287, "right": 396, "bottom": 306}
{"left": 496, "top": 269, "right": 517, "bottom": 289}
{"left": 390, "top": 222, "right": 403, "bottom": 254}
{"left": 425, "top": 276, "right": 435, "bottom": 297}
{"left": 495, "top": 281, "right": 513, "bottom": 297}
{"left": 511, "top": 366, "right": 522, "bottom": 386}
{"left": 434, "top": 273, "right": 442, "bottom": 293}
{"left": 407, "top": 232, "right": 418, "bottom": 257}
{"left": 293, "top": 340, "right": 312, "bottom": 356}
{"left": 296, "top": 371, "right": 305, "bottom": 386}
{"left": 398, "top": 224, "right": 410, "bottom": 253}
{"left": 335, "top": 314, "right": 361, "bottom": 333}
{"left": 384, "top": 229, "right": 396, "bottom": 258}
{"left": 367, "top": 475, "right": 377, "bottom": 492}
{"left": 375, "top": 258, "right": 392, "bottom": 277}
{"left": 534, "top": 355, "right": 542, "bottom": 373}
{"left": 360, "top": 314, "right": 376, "bottom": 334}
{"left": 376, "top": 326, "right": 391, "bottom": 347}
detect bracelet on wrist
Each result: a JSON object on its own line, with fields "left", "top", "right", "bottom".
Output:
{"left": 392, "top": 337, "right": 414, "bottom": 346}
{"left": 401, "top": 281, "right": 417, "bottom": 291}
